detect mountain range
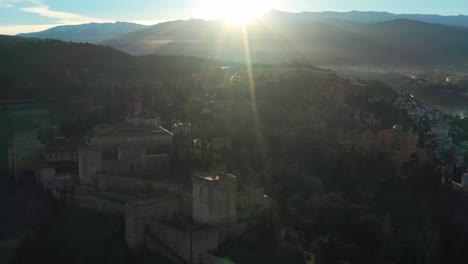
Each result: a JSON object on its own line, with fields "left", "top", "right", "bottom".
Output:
{"left": 16, "top": 10, "right": 468, "bottom": 43}
{"left": 102, "top": 17, "right": 468, "bottom": 69}
{"left": 17, "top": 22, "right": 148, "bottom": 43}
{"left": 12, "top": 10, "right": 468, "bottom": 69}
{"left": 265, "top": 10, "right": 468, "bottom": 27}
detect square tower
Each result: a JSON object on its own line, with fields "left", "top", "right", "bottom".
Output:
{"left": 78, "top": 147, "right": 101, "bottom": 186}
{"left": 193, "top": 172, "right": 237, "bottom": 226}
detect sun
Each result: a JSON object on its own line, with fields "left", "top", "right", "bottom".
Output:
{"left": 202, "top": 0, "right": 279, "bottom": 25}
{"left": 223, "top": 0, "right": 271, "bottom": 25}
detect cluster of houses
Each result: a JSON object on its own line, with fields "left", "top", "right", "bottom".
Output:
{"left": 394, "top": 92, "right": 467, "bottom": 165}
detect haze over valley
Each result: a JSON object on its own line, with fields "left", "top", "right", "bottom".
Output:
{"left": 11, "top": 10, "right": 468, "bottom": 116}
{"left": 15, "top": 10, "right": 468, "bottom": 71}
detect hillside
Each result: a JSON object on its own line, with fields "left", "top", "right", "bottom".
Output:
{"left": 0, "top": 35, "right": 214, "bottom": 99}
{"left": 17, "top": 22, "right": 148, "bottom": 43}
{"left": 103, "top": 18, "right": 468, "bottom": 69}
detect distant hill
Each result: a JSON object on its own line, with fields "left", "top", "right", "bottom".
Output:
{"left": 17, "top": 22, "right": 148, "bottom": 43}
{"left": 102, "top": 17, "right": 468, "bottom": 69}
{"left": 265, "top": 10, "right": 468, "bottom": 28}
{"left": 0, "top": 35, "right": 213, "bottom": 99}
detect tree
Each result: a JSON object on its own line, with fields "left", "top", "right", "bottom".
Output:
{"left": 274, "top": 241, "right": 306, "bottom": 264}
{"left": 313, "top": 234, "right": 344, "bottom": 264}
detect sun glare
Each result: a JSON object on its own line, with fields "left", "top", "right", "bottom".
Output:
{"left": 202, "top": 0, "right": 279, "bottom": 25}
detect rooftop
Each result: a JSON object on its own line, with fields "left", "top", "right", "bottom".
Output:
{"left": 173, "top": 122, "right": 191, "bottom": 127}
{"left": 46, "top": 137, "right": 83, "bottom": 152}
{"left": 194, "top": 172, "right": 236, "bottom": 181}
{"left": 98, "top": 191, "right": 151, "bottom": 203}
{"left": 92, "top": 123, "right": 173, "bottom": 137}
{"left": 135, "top": 110, "right": 160, "bottom": 119}
{"left": 153, "top": 215, "right": 215, "bottom": 231}
{"left": 126, "top": 195, "right": 179, "bottom": 208}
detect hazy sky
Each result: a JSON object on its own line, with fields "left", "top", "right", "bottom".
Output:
{"left": 0, "top": 0, "right": 467, "bottom": 34}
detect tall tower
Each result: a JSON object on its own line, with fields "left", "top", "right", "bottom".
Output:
{"left": 9, "top": 132, "right": 45, "bottom": 182}
{"left": 193, "top": 172, "right": 237, "bottom": 226}
{"left": 78, "top": 147, "right": 101, "bottom": 186}
{"left": 133, "top": 101, "right": 143, "bottom": 117}
{"left": 133, "top": 89, "right": 143, "bottom": 117}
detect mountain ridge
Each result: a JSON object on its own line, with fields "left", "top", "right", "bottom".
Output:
{"left": 13, "top": 10, "right": 468, "bottom": 69}
{"left": 266, "top": 10, "right": 468, "bottom": 27}
{"left": 17, "top": 22, "right": 148, "bottom": 43}
{"left": 101, "top": 17, "right": 468, "bottom": 69}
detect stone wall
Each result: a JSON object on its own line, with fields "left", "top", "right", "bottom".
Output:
{"left": 181, "top": 192, "right": 194, "bottom": 217}
{"left": 200, "top": 252, "right": 235, "bottom": 264}
{"left": 125, "top": 197, "right": 181, "bottom": 251}
{"left": 146, "top": 219, "right": 249, "bottom": 263}
{"left": 100, "top": 154, "right": 171, "bottom": 176}
{"left": 74, "top": 194, "right": 124, "bottom": 214}
{"left": 36, "top": 167, "right": 56, "bottom": 190}
{"left": 145, "top": 235, "right": 186, "bottom": 264}
{"left": 45, "top": 150, "right": 78, "bottom": 162}
{"left": 148, "top": 219, "right": 219, "bottom": 264}
{"left": 96, "top": 173, "right": 181, "bottom": 195}
{"left": 216, "top": 222, "right": 249, "bottom": 244}
{"left": 236, "top": 187, "right": 268, "bottom": 221}
{"left": 94, "top": 133, "right": 172, "bottom": 153}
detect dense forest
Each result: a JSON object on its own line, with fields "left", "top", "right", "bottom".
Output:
{"left": 173, "top": 70, "right": 467, "bottom": 264}
{"left": 0, "top": 35, "right": 217, "bottom": 99}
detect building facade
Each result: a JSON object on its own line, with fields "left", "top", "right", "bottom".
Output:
{"left": 8, "top": 132, "right": 45, "bottom": 182}
{"left": 124, "top": 171, "right": 270, "bottom": 264}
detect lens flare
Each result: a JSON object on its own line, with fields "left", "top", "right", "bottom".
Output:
{"left": 202, "top": 0, "right": 279, "bottom": 25}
